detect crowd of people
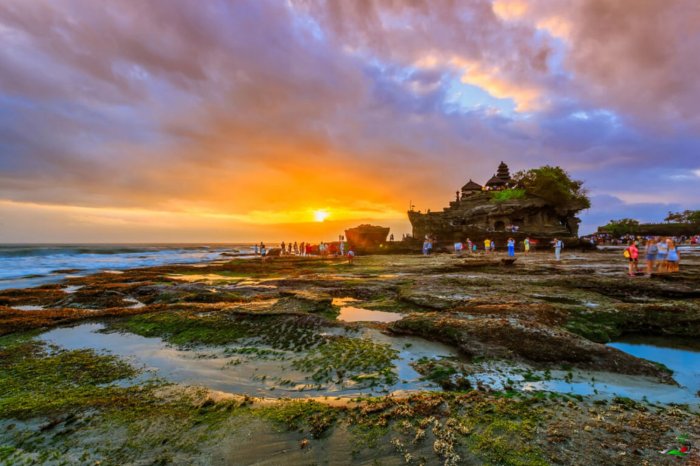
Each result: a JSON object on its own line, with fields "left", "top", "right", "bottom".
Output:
{"left": 253, "top": 241, "right": 355, "bottom": 262}
{"left": 625, "top": 237, "right": 681, "bottom": 276}
{"left": 587, "top": 233, "right": 700, "bottom": 246}
{"left": 448, "top": 237, "right": 548, "bottom": 257}
{"left": 252, "top": 232, "right": 689, "bottom": 276}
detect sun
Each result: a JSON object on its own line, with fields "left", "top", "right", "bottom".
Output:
{"left": 313, "top": 209, "right": 330, "bottom": 222}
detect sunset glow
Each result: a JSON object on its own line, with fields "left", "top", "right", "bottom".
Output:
{"left": 313, "top": 210, "right": 330, "bottom": 223}
{"left": 0, "top": 1, "right": 699, "bottom": 242}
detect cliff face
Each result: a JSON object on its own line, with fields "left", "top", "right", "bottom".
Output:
{"left": 409, "top": 192, "right": 585, "bottom": 242}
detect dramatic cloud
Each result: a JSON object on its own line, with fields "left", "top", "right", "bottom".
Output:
{"left": 0, "top": 0, "right": 699, "bottom": 241}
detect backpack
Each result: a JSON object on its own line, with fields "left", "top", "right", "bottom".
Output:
{"left": 623, "top": 248, "right": 630, "bottom": 258}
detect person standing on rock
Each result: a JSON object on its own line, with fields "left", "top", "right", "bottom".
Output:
{"left": 524, "top": 237, "right": 531, "bottom": 254}
{"left": 666, "top": 238, "right": 680, "bottom": 273}
{"left": 507, "top": 238, "right": 515, "bottom": 257}
{"left": 490, "top": 240, "right": 496, "bottom": 254}
{"left": 553, "top": 238, "right": 563, "bottom": 260}
{"left": 484, "top": 238, "right": 491, "bottom": 254}
{"left": 644, "top": 238, "right": 658, "bottom": 276}
{"left": 466, "top": 238, "right": 473, "bottom": 254}
{"left": 625, "top": 241, "right": 639, "bottom": 276}
{"left": 656, "top": 236, "right": 668, "bottom": 272}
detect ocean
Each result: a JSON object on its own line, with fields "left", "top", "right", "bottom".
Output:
{"left": 0, "top": 244, "right": 254, "bottom": 290}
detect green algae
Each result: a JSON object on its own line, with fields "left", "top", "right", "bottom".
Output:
{"left": 470, "top": 418, "right": 547, "bottom": 466}
{"left": 107, "top": 311, "right": 250, "bottom": 347}
{"left": 256, "top": 400, "right": 338, "bottom": 438}
{"left": 412, "top": 357, "right": 472, "bottom": 390}
{"left": 0, "top": 335, "right": 142, "bottom": 420}
{"left": 459, "top": 395, "right": 548, "bottom": 466}
{"left": 564, "top": 307, "right": 628, "bottom": 342}
{"left": 106, "top": 310, "right": 326, "bottom": 351}
{"left": 292, "top": 337, "right": 398, "bottom": 385}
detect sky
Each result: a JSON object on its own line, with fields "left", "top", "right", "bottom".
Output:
{"left": 1, "top": 0, "right": 699, "bottom": 243}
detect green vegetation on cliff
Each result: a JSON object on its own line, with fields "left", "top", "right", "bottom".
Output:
{"left": 491, "top": 188, "right": 526, "bottom": 202}
{"left": 513, "top": 165, "right": 590, "bottom": 209}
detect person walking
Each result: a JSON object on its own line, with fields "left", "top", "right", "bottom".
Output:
{"left": 507, "top": 238, "right": 515, "bottom": 257}
{"left": 553, "top": 238, "right": 563, "bottom": 260}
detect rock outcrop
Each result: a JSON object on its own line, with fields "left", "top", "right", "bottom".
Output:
{"left": 408, "top": 162, "right": 587, "bottom": 245}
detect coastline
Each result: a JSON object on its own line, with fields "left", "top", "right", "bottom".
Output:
{"left": 1, "top": 250, "right": 699, "bottom": 465}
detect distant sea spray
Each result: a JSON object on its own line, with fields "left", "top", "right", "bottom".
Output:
{"left": 0, "top": 243, "right": 254, "bottom": 290}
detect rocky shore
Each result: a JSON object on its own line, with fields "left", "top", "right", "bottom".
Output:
{"left": 1, "top": 249, "right": 699, "bottom": 465}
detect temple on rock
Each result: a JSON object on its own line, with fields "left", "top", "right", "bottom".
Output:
{"left": 408, "top": 162, "right": 584, "bottom": 244}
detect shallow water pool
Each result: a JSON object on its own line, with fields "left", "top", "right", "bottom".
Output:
{"left": 40, "top": 323, "right": 457, "bottom": 398}
{"left": 337, "top": 306, "right": 404, "bottom": 323}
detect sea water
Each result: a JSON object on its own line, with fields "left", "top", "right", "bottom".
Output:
{"left": 0, "top": 243, "right": 254, "bottom": 290}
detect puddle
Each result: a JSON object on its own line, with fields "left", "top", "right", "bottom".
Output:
{"left": 332, "top": 297, "right": 405, "bottom": 323}
{"left": 608, "top": 335, "right": 700, "bottom": 400}
{"left": 236, "top": 279, "right": 278, "bottom": 289}
{"left": 459, "top": 336, "right": 700, "bottom": 405}
{"left": 11, "top": 305, "right": 45, "bottom": 311}
{"left": 331, "top": 297, "right": 359, "bottom": 305}
{"left": 63, "top": 285, "right": 83, "bottom": 294}
{"left": 36, "top": 323, "right": 700, "bottom": 404}
{"left": 124, "top": 297, "right": 146, "bottom": 309}
{"left": 40, "top": 323, "right": 458, "bottom": 398}
{"left": 168, "top": 273, "right": 240, "bottom": 282}
{"left": 338, "top": 306, "right": 404, "bottom": 323}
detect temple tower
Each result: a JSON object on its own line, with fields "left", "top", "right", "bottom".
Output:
{"left": 496, "top": 161, "right": 511, "bottom": 182}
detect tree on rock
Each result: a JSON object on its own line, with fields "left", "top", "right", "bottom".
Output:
{"left": 600, "top": 218, "right": 640, "bottom": 236}
{"left": 664, "top": 210, "right": 700, "bottom": 224}
{"left": 512, "top": 166, "right": 590, "bottom": 209}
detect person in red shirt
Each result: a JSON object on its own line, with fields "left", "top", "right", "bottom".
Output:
{"left": 626, "top": 241, "right": 639, "bottom": 276}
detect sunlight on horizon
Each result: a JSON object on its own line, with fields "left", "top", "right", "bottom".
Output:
{"left": 313, "top": 209, "right": 330, "bottom": 222}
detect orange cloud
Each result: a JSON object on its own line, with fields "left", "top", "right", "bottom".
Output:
{"left": 451, "top": 57, "right": 543, "bottom": 111}
{"left": 492, "top": 0, "right": 529, "bottom": 21}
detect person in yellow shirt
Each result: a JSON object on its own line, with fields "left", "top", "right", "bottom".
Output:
{"left": 484, "top": 238, "right": 491, "bottom": 254}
